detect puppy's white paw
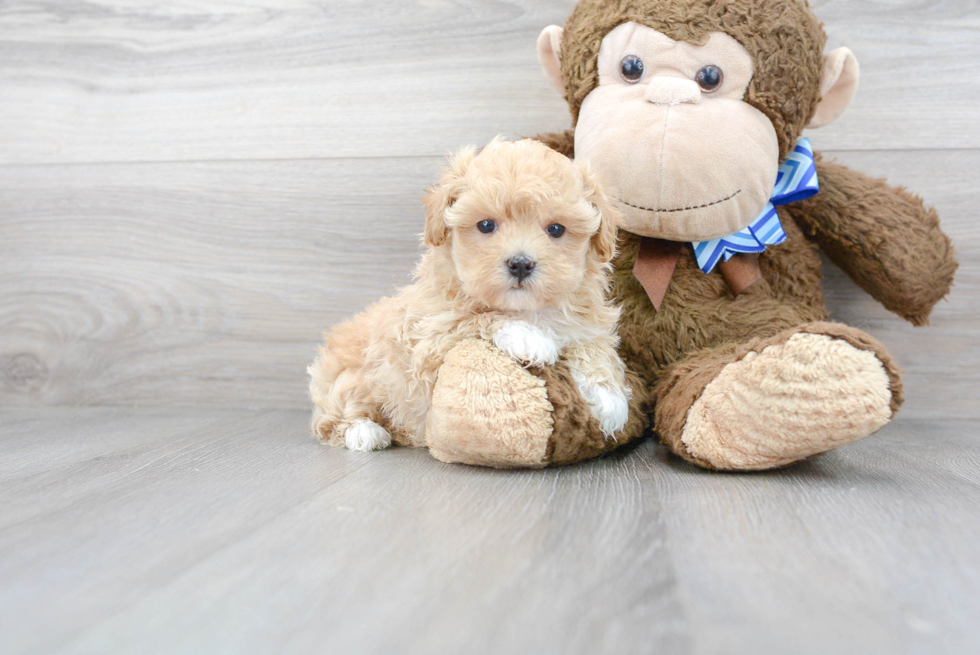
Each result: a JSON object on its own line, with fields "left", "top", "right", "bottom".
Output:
{"left": 344, "top": 420, "right": 392, "bottom": 452}
{"left": 572, "top": 372, "right": 630, "bottom": 440}
{"left": 493, "top": 321, "right": 560, "bottom": 366}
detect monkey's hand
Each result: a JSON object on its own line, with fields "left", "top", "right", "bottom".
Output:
{"left": 425, "top": 339, "right": 648, "bottom": 468}
{"left": 529, "top": 129, "right": 575, "bottom": 158}
{"left": 786, "top": 155, "right": 957, "bottom": 326}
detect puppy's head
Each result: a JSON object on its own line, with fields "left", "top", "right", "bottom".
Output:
{"left": 423, "top": 138, "right": 619, "bottom": 311}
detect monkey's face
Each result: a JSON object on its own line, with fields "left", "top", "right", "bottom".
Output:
{"left": 573, "top": 22, "right": 780, "bottom": 242}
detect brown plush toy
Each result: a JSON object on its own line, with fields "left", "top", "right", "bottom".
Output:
{"left": 423, "top": 0, "right": 957, "bottom": 470}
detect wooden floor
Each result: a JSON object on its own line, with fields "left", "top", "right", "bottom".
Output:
{"left": 1, "top": 409, "right": 978, "bottom": 655}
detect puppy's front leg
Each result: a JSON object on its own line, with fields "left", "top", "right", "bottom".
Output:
{"left": 492, "top": 320, "right": 560, "bottom": 367}
{"left": 565, "top": 342, "right": 631, "bottom": 440}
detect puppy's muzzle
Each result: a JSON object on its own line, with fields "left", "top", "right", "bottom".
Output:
{"left": 507, "top": 255, "right": 536, "bottom": 283}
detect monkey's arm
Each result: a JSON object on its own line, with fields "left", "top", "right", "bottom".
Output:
{"left": 531, "top": 130, "right": 575, "bottom": 158}
{"left": 785, "top": 156, "right": 957, "bottom": 326}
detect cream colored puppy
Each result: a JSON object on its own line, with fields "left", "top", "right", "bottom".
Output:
{"left": 309, "top": 138, "right": 631, "bottom": 452}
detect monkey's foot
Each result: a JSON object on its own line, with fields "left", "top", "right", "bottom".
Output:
{"left": 426, "top": 339, "right": 555, "bottom": 468}
{"left": 426, "top": 339, "right": 647, "bottom": 468}
{"left": 655, "top": 323, "right": 903, "bottom": 471}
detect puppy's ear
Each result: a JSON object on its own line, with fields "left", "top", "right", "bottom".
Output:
{"left": 422, "top": 146, "right": 476, "bottom": 247}
{"left": 577, "top": 160, "right": 620, "bottom": 263}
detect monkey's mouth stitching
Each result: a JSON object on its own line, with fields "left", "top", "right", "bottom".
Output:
{"left": 618, "top": 189, "right": 742, "bottom": 214}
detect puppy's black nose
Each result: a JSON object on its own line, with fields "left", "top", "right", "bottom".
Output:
{"left": 507, "top": 255, "right": 536, "bottom": 282}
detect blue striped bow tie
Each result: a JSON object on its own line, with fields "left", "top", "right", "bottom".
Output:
{"left": 691, "top": 138, "right": 819, "bottom": 274}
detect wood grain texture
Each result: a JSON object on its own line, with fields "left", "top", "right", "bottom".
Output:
{"left": 649, "top": 418, "right": 980, "bottom": 655}
{"left": 0, "top": 0, "right": 978, "bottom": 165}
{"left": 0, "top": 156, "right": 436, "bottom": 407}
{"left": 0, "top": 409, "right": 978, "bottom": 654}
{"left": 2, "top": 150, "right": 976, "bottom": 416}
{"left": 0, "top": 408, "right": 688, "bottom": 655}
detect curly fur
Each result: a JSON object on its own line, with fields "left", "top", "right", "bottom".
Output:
{"left": 309, "top": 138, "right": 630, "bottom": 448}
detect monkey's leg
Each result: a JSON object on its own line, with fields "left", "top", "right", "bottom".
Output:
{"left": 653, "top": 322, "right": 904, "bottom": 471}
{"left": 426, "top": 339, "right": 648, "bottom": 468}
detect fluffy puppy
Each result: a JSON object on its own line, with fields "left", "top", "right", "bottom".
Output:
{"left": 309, "top": 138, "right": 631, "bottom": 452}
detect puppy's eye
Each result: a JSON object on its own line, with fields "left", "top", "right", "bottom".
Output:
{"left": 695, "top": 65, "right": 724, "bottom": 92}
{"left": 477, "top": 219, "right": 497, "bottom": 234}
{"left": 620, "top": 55, "right": 645, "bottom": 84}
{"left": 546, "top": 224, "right": 566, "bottom": 238}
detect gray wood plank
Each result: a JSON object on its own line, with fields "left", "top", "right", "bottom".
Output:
{"left": 0, "top": 0, "right": 573, "bottom": 165}
{"left": 0, "top": 408, "right": 688, "bottom": 655}
{"left": 652, "top": 418, "right": 980, "bottom": 655}
{"left": 0, "top": 409, "right": 374, "bottom": 654}
{"left": 2, "top": 150, "right": 976, "bottom": 416}
{"left": 0, "top": 409, "right": 978, "bottom": 654}
{"left": 0, "top": 156, "right": 439, "bottom": 408}
{"left": 0, "top": 408, "right": 321, "bottom": 530}
{"left": 803, "top": 0, "right": 980, "bottom": 152}
{"left": 0, "top": 0, "right": 977, "bottom": 165}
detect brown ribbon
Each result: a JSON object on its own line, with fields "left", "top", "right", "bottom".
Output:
{"left": 632, "top": 238, "right": 763, "bottom": 311}
{"left": 717, "top": 253, "right": 763, "bottom": 296}
{"left": 632, "top": 238, "right": 681, "bottom": 312}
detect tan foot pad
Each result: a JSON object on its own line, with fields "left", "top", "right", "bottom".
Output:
{"left": 426, "top": 339, "right": 554, "bottom": 468}
{"left": 682, "top": 333, "right": 893, "bottom": 470}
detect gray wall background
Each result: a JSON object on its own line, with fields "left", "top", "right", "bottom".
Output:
{"left": 1, "top": 0, "right": 977, "bottom": 417}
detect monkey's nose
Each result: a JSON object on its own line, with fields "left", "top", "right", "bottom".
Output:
{"left": 507, "top": 255, "right": 536, "bottom": 282}
{"left": 644, "top": 76, "right": 701, "bottom": 106}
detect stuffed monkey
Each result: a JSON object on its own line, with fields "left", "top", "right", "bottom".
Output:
{"left": 423, "top": 0, "right": 957, "bottom": 470}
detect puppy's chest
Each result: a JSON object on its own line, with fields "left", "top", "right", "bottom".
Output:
{"left": 521, "top": 310, "right": 603, "bottom": 349}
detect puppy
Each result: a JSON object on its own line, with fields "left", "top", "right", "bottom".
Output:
{"left": 309, "top": 137, "right": 631, "bottom": 452}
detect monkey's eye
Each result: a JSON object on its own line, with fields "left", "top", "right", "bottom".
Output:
{"left": 695, "top": 65, "right": 724, "bottom": 92}
{"left": 546, "top": 223, "right": 566, "bottom": 238}
{"left": 620, "top": 55, "right": 645, "bottom": 84}
{"left": 477, "top": 219, "right": 497, "bottom": 234}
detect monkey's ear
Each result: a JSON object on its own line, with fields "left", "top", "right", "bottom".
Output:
{"left": 537, "top": 26, "right": 565, "bottom": 95}
{"left": 578, "top": 160, "right": 620, "bottom": 263}
{"left": 809, "top": 47, "right": 860, "bottom": 129}
{"left": 422, "top": 146, "right": 476, "bottom": 247}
